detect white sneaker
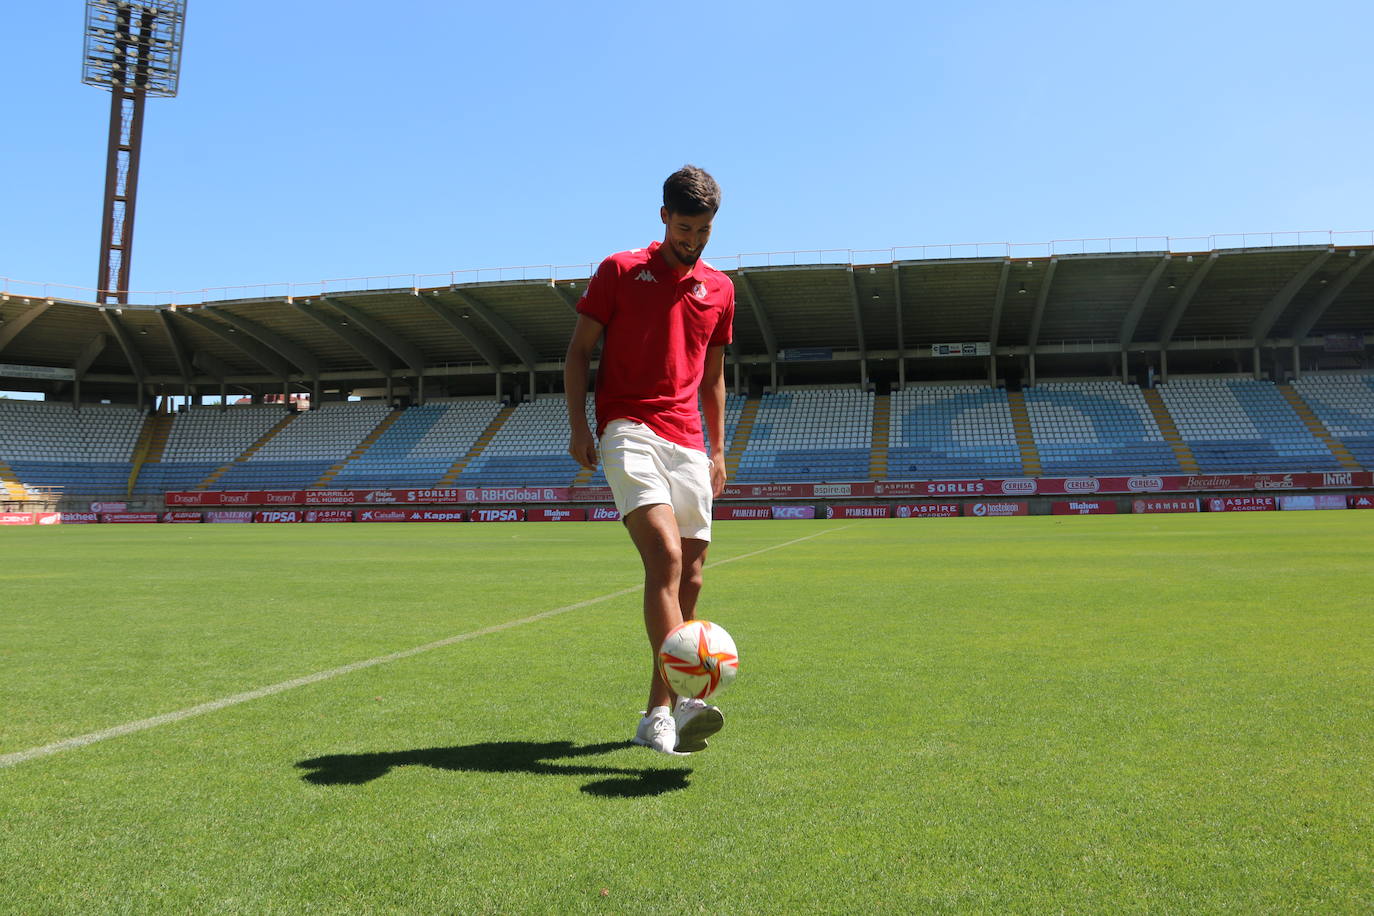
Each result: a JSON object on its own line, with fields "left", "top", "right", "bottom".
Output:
{"left": 632, "top": 707, "right": 684, "bottom": 755}
{"left": 674, "top": 697, "right": 724, "bottom": 753}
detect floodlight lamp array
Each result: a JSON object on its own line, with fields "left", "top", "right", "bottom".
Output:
{"left": 82, "top": 0, "right": 187, "bottom": 98}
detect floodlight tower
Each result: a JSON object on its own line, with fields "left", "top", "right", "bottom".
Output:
{"left": 82, "top": 1, "right": 187, "bottom": 305}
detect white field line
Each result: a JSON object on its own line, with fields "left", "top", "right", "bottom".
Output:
{"left": 0, "top": 524, "right": 851, "bottom": 769}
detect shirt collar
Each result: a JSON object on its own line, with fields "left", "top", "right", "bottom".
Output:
{"left": 647, "top": 240, "right": 708, "bottom": 282}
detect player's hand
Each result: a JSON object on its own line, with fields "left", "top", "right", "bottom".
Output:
{"left": 569, "top": 426, "right": 598, "bottom": 470}
{"left": 709, "top": 453, "right": 727, "bottom": 497}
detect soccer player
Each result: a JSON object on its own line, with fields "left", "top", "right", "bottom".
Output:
{"left": 564, "top": 165, "right": 735, "bottom": 755}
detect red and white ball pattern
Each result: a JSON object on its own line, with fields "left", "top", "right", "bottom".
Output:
{"left": 658, "top": 620, "right": 739, "bottom": 700}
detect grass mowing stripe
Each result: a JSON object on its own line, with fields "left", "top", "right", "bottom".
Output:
{"left": 0, "top": 522, "right": 850, "bottom": 770}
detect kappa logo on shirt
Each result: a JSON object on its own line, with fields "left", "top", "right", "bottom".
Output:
{"left": 692, "top": 281, "right": 708, "bottom": 298}
{"left": 634, "top": 269, "right": 657, "bottom": 283}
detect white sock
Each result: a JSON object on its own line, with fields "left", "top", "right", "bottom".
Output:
{"left": 647, "top": 705, "right": 671, "bottom": 719}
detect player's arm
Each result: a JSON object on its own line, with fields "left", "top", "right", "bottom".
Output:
{"left": 701, "top": 344, "right": 727, "bottom": 496}
{"left": 565, "top": 314, "right": 604, "bottom": 469}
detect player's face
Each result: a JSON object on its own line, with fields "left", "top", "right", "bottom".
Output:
{"left": 660, "top": 207, "right": 714, "bottom": 269}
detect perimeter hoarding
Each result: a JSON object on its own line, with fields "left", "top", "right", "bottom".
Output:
{"left": 894, "top": 502, "right": 961, "bottom": 518}
{"left": 964, "top": 501, "right": 1029, "bottom": 517}
{"left": 1051, "top": 500, "right": 1118, "bottom": 515}
{"left": 1132, "top": 498, "right": 1200, "bottom": 514}
{"left": 825, "top": 505, "right": 890, "bottom": 519}
{"left": 165, "top": 471, "right": 1374, "bottom": 508}
{"left": 1208, "top": 496, "right": 1276, "bottom": 512}
{"left": 1278, "top": 494, "right": 1348, "bottom": 511}
{"left": 713, "top": 506, "right": 772, "bottom": 520}
{"left": 356, "top": 509, "right": 468, "bottom": 523}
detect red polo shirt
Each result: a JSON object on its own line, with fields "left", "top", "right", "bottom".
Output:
{"left": 577, "top": 241, "right": 735, "bottom": 451}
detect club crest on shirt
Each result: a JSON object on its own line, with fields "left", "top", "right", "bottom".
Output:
{"left": 692, "top": 281, "right": 708, "bottom": 298}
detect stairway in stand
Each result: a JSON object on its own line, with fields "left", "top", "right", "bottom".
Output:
{"left": 868, "top": 393, "right": 889, "bottom": 479}
{"left": 125, "top": 412, "right": 174, "bottom": 494}
{"left": 436, "top": 404, "right": 516, "bottom": 486}
{"left": 312, "top": 409, "right": 404, "bottom": 487}
{"left": 0, "top": 460, "right": 29, "bottom": 501}
{"left": 1278, "top": 384, "right": 1362, "bottom": 470}
{"left": 1005, "top": 392, "right": 1042, "bottom": 476}
{"left": 196, "top": 412, "right": 299, "bottom": 489}
{"left": 1141, "top": 389, "right": 1199, "bottom": 474}
{"left": 724, "top": 398, "right": 759, "bottom": 479}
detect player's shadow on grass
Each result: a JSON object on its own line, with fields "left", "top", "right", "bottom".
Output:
{"left": 295, "top": 740, "right": 690, "bottom": 798}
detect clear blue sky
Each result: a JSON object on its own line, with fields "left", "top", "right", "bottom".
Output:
{"left": 4, "top": 0, "right": 1372, "bottom": 299}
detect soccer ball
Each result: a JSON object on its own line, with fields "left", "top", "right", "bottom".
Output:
{"left": 658, "top": 620, "right": 739, "bottom": 700}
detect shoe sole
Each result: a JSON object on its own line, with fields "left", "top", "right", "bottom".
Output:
{"left": 675, "top": 707, "right": 724, "bottom": 753}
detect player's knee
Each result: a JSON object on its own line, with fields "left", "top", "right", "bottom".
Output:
{"left": 641, "top": 537, "right": 683, "bottom": 582}
{"left": 681, "top": 565, "right": 703, "bottom": 595}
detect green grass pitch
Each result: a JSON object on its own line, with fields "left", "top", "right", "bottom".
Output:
{"left": 2, "top": 514, "right": 1372, "bottom": 913}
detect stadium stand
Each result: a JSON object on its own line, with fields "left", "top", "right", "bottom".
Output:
{"left": 0, "top": 399, "right": 142, "bottom": 494}
{"left": 459, "top": 397, "right": 593, "bottom": 486}
{"left": 328, "top": 399, "right": 505, "bottom": 488}
{"left": 10, "top": 375, "right": 1374, "bottom": 496}
{"left": 134, "top": 404, "right": 290, "bottom": 493}
{"left": 1024, "top": 381, "right": 1181, "bottom": 475}
{"left": 1157, "top": 378, "right": 1343, "bottom": 472}
{"left": 736, "top": 387, "right": 872, "bottom": 482}
{"left": 703, "top": 392, "right": 747, "bottom": 458}
{"left": 886, "top": 385, "right": 1022, "bottom": 479}
{"left": 1290, "top": 374, "right": 1374, "bottom": 469}
{"left": 211, "top": 401, "right": 392, "bottom": 490}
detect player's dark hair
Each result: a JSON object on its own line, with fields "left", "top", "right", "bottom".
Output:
{"left": 663, "top": 165, "right": 721, "bottom": 216}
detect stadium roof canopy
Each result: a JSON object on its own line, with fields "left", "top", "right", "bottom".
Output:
{"left": 2, "top": 233, "right": 1371, "bottom": 404}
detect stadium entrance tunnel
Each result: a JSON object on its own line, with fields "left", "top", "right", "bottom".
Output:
{"left": 295, "top": 740, "right": 691, "bottom": 798}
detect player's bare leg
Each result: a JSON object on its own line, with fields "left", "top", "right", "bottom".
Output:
{"left": 672, "top": 536, "right": 724, "bottom": 752}
{"left": 678, "top": 537, "right": 708, "bottom": 620}
{"left": 624, "top": 504, "right": 687, "bottom": 752}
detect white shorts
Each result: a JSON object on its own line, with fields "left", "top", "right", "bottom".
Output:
{"left": 600, "top": 419, "right": 713, "bottom": 542}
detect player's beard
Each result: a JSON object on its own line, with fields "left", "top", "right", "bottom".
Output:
{"left": 675, "top": 242, "right": 701, "bottom": 265}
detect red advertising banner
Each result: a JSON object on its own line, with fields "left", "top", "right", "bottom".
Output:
{"left": 894, "top": 502, "right": 961, "bottom": 518}
{"left": 0, "top": 512, "right": 35, "bottom": 526}
{"left": 206, "top": 511, "right": 253, "bottom": 523}
{"left": 303, "top": 509, "right": 355, "bottom": 523}
{"left": 1278, "top": 494, "right": 1347, "bottom": 511}
{"left": 770, "top": 505, "right": 817, "bottom": 519}
{"left": 100, "top": 513, "right": 162, "bottom": 523}
{"left": 253, "top": 510, "right": 303, "bottom": 523}
{"left": 60, "top": 512, "right": 99, "bottom": 524}
{"left": 1132, "top": 498, "right": 1200, "bottom": 514}
{"left": 470, "top": 508, "right": 525, "bottom": 522}
{"left": 356, "top": 509, "right": 469, "bottom": 522}
{"left": 825, "top": 505, "right": 890, "bottom": 519}
{"left": 302, "top": 490, "right": 357, "bottom": 505}
{"left": 166, "top": 470, "right": 1374, "bottom": 508}
{"left": 162, "top": 511, "right": 203, "bottom": 523}
{"left": 35, "top": 512, "right": 62, "bottom": 526}
{"left": 527, "top": 507, "right": 587, "bottom": 521}
{"left": 1051, "top": 500, "right": 1118, "bottom": 515}
{"left": 402, "top": 487, "right": 561, "bottom": 505}
{"left": 713, "top": 506, "right": 772, "bottom": 520}
{"left": 588, "top": 506, "right": 621, "bottom": 521}
{"left": 1349, "top": 495, "right": 1374, "bottom": 509}
{"left": 964, "top": 501, "right": 1029, "bottom": 517}
{"left": 1208, "top": 496, "right": 1276, "bottom": 512}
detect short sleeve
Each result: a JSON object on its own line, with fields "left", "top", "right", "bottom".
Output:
{"left": 709, "top": 280, "right": 734, "bottom": 347}
{"left": 577, "top": 257, "right": 620, "bottom": 326}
